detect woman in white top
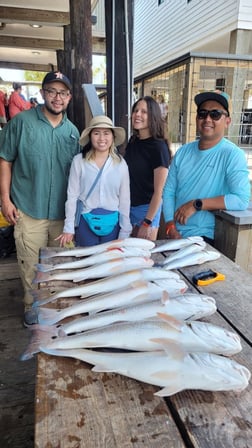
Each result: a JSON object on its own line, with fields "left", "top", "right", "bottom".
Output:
{"left": 56, "top": 115, "right": 132, "bottom": 247}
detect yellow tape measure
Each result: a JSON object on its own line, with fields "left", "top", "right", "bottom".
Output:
{"left": 192, "top": 269, "right": 225, "bottom": 286}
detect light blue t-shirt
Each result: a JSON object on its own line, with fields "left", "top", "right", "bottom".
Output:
{"left": 162, "top": 138, "right": 250, "bottom": 239}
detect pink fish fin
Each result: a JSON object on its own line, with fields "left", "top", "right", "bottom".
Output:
{"left": 20, "top": 326, "right": 60, "bottom": 361}
{"left": 156, "top": 313, "right": 183, "bottom": 331}
{"left": 151, "top": 370, "right": 177, "bottom": 381}
{"left": 106, "top": 246, "right": 123, "bottom": 253}
{"left": 129, "top": 280, "right": 148, "bottom": 288}
{"left": 150, "top": 338, "right": 186, "bottom": 360}
{"left": 160, "top": 291, "right": 170, "bottom": 304}
{"left": 154, "top": 385, "right": 182, "bottom": 397}
{"left": 35, "top": 263, "right": 54, "bottom": 272}
{"left": 32, "top": 271, "right": 51, "bottom": 284}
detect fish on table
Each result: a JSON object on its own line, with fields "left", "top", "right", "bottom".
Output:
{"left": 21, "top": 313, "right": 242, "bottom": 360}
{"left": 32, "top": 268, "right": 187, "bottom": 307}
{"left": 29, "top": 342, "right": 251, "bottom": 396}
{"left": 162, "top": 250, "right": 220, "bottom": 270}
{"left": 33, "top": 257, "right": 154, "bottom": 284}
{"left": 151, "top": 236, "right": 204, "bottom": 254}
{"left": 36, "top": 280, "right": 161, "bottom": 325}
{"left": 36, "top": 292, "right": 217, "bottom": 335}
{"left": 36, "top": 247, "right": 152, "bottom": 273}
{"left": 160, "top": 241, "right": 206, "bottom": 266}
{"left": 40, "top": 237, "right": 155, "bottom": 259}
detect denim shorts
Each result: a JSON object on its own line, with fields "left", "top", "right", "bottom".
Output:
{"left": 130, "top": 203, "right": 162, "bottom": 227}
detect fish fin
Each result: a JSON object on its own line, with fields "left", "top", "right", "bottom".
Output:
{"left": 106, "top": 246, "right": 124, "bottom": 253}
{"left": 150, "top": 338, "right": 186, "bottom": 360}
{"left": 39, "top": 248, "right": 59, "bottom": 259}
{"left": 154, "top": 385, "right": 182, "bottom": 397}
{"left": 160, "top": 291, "right": 169, "bottom": 304}
{"left": 20, "top": 326, "right": 60, "bottom": 360}
{"left": 73, "top": 275, "right": 88, "bottom": 282}
{"left": 37, "top": 307, "right": 63, "bottom": 325}
{"left": 156, "top": 313, "right": 183, "bottom": 331}
{"left": 151, "top": 370, "right": 177, "bottom": 381}
{"left": 32, "top": 271, "right": 52, "bottom": 284}
{"left": 129, "top": 280, "right": 148, "bottom": 289}
{"left": 35, "top": 263, "right": 55, "bottom": 272}
{"left": 92, "top": 364, "right": 116, "bottom": 373}
{"left": 32, "top": 289, "right": 58, "bottom": 307}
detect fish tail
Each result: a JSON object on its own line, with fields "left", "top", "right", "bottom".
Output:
{"left": 32, "top": 289, "right": 58, "bottom": 307}
{"left": 37, "top": 307, "right": 63, "bottom": 325}
{"left": 32, "top": 271, "right": 52, "bottom": 284}
{"left": 35, "top": 263, "right": 55, "bottom": 273}
{"left": 39, "top": 248, "right": 59, "bottom": 259}
{"left": 20, "top": 326, "right": 58, "bottom": 360}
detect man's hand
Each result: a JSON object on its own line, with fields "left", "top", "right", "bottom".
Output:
{"left": 174, "top": 200, "right": 196, "bottom": 225}
{"left": 1, "top": 200, "right": 19, "bottom": 225}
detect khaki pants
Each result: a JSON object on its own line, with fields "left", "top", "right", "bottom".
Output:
{"left": 14, "top": 210, "right": 63, "bottom": 310}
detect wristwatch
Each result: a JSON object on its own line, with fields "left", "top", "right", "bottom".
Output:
{"left": 193, "top": 199, "right": 203, "bottom": 211}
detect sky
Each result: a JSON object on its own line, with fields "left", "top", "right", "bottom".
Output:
{"left": 0, "top": 56, "right": 106, "bottom": 84}
{"left": 0, "top": 68, "right": 24, "bottom": 82}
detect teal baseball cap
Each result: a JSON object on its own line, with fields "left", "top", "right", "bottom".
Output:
{"left": 194, "top": 90, "right": 230, "bottom": 114}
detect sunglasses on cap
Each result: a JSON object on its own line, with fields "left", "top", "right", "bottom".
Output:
{"left": 197, "top": 109, "right": 229, "bottom": 120}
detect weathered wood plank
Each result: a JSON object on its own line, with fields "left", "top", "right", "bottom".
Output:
{"left": 35, "top": 354, "right": 186, "bottom": 448}
{"left": 175, "top": 246, "right": 252, "bottom": 343}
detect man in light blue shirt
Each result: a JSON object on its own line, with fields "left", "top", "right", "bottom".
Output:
{"left": 163, "top": 91, "right": 250, "bottom": 242}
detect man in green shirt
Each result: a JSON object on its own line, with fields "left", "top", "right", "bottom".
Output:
{"left": 0, "top": 71, "right": 80, "bottom": 326}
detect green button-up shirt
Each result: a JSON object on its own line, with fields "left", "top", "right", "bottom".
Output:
{"left": 0, "top": 105, "right": 80, "bottom": 220}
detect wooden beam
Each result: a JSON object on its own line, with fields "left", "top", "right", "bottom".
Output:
{"left": 0, "top": 36, "right": 63, "bottom": 50}
{"left": 0, "top": 61, "right": 55, "bottom": 72}
{"left": 0, "top": 7, "right": 70, "bottom": 26}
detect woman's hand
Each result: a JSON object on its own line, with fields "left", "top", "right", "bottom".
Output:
{"left": 55, "top": 232, "right": 74, "bottom": 247}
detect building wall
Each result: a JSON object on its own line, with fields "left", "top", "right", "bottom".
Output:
{"left": 134, "top": 0, "right": 252, "bottom": 78}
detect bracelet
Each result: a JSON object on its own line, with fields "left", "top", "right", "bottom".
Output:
{"left": 166, "top": 222, "right": 176, "bottom": 235}
{"left": 142, "top": 218, "right": 152, "bottom": 227}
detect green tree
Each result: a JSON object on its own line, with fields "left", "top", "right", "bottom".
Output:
{"left": 24, "top": 71, "right": 47, "bottom": 82}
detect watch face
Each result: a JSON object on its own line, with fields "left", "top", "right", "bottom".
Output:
{"left": 194, "top": 199, "right": 202, "bottom": 211}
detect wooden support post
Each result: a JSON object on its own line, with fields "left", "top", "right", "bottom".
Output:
{"left": 105, "top": 0, "right": 134, "bottom": 151}
{"left": 69, "top": 0, "right": 93, "bottom": 132}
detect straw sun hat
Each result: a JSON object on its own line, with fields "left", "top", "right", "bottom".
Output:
{"left": 79, "top": 115, "right": 126, "bottom": 147}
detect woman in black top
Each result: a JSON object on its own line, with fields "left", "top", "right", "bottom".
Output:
{"left": 124, "top": 96, "right": 171, "bottom": 241}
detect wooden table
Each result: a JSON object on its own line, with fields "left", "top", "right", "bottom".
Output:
{"left": 34, "top": 243, "right": 252, "bottom": 448}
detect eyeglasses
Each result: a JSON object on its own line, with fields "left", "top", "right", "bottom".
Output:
{"left": 43, "top": 88, "right": 70, "bottom": 99}
{"left": 197, "top": 109, "right": 229, "bottom": 121}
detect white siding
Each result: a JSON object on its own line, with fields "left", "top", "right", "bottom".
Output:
{"left": 134, "top": 0, "right": 252, "bottom": 77}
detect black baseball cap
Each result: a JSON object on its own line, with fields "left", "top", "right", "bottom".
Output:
{"left": 194, "top": 90, "right": 230, "bottom": 114}
{"left": 42, "top": 71, "right": 72, "bottom": 90}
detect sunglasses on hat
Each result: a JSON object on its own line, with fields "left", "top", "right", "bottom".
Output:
{"left": 197, "top": 109, "right": 229, "bottom": 120}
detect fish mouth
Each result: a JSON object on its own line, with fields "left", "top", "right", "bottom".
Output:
{"left": 189, "top": 321, "right": 241, "bottom": 352}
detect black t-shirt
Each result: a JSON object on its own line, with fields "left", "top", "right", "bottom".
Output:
{"left": 124, "top": 136, "right": 170, "bottom": 206}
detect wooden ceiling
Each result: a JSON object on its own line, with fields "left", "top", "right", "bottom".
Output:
{"left": 0, "top": 0, "right": 105, "bottom": 72}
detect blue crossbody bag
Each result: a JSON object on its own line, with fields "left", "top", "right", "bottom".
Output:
{"left": 75, "top": 158, "right": 119, "bottom": 236}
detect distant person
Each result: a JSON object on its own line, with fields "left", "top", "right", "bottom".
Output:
{"left": 0, "top": 89, "right": 8, "bottom": 128}
{"left": 0, "top": 71, "right": 80, "bottom": 327}
{"left": 163, "top": 90, "right": 251, "bottom": 243}
{"left": 124, "top": 96, "right": 171, "bottom": 241}
{"left": 56, "top": 115, "right": 132, "bottom": 247}
{"left": 8, "top": 82, "right": 31, "bottom": 118}
{"left": 157, "top": 94, "right": 168, "bottom": 121}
